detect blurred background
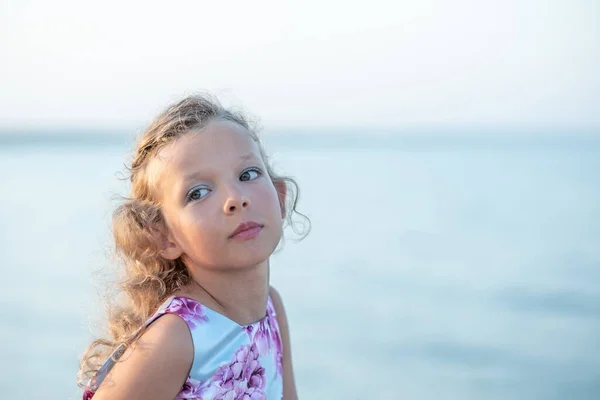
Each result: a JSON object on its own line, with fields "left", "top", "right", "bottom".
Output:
{"left": 1, "top": 1, "right": 599, "bottom": 399}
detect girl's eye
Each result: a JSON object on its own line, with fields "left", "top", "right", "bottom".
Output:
{"left": 240, "top": 168, "right": 262, "bottom": 182}
{"left": 186, "top": 187, "right": 211, "bottom": 202}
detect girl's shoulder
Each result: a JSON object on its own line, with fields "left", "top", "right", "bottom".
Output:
{"left": 85, "top": 297, "right": 196, "bottom": 397}
{"left": 88, "top": 311, "right": 193, "bottom": 399}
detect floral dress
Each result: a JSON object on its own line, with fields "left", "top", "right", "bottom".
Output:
{"left": 83, "top": 295, "right": 284, "bottom": 400}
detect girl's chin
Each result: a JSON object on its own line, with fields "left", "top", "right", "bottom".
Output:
{"left": 187, "top": 237, "right": 279, "bottom": 270}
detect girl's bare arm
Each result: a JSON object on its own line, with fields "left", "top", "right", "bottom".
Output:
{"left": 92, "top": 314, "right": 193, "bottom": 400}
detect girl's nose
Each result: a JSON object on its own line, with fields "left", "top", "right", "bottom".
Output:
{"left": 223, "top": 191, "right": 250, "bottom": 214}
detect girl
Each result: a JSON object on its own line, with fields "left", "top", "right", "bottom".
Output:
{"left": 78, "top": 94, "right": 308, "bottom": 400}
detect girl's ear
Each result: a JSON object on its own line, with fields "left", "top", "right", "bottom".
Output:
{"left": 160, "top": 234, "right": 183, "bottom": 260}
{"left": 151, "top": 225, "right": 183, "bottom": 260}
{"left": 273, "top": 180, "right": 287, "bottom": 219}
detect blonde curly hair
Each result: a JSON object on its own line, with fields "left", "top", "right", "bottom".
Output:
{"left": 77, "top": 93, "right": 309, "bottom": 388}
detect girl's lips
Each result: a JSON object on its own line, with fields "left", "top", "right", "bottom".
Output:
{"left": 230, "top": 225, "right": 263, "bottom": 240}
{"left": 229, "top": 221, "right": 263, "bottom": 239}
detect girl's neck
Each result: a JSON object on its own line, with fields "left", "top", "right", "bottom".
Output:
{"left": 178, "top": 260, "right": 270, "bottom": 326}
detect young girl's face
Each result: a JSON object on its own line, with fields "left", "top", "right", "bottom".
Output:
{"left": 151, "top": 120, "right": 285, "bottom": 271}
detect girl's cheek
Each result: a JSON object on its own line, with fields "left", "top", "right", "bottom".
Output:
{"left": 259, "top": 182, "right": 278, "bottom": 201}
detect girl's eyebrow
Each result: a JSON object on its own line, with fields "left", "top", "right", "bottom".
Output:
{"left": 238, "top": 153, "right": 258, "bottom": 162}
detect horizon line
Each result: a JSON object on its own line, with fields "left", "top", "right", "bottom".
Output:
{"left": 1, "top": 129, "right": 599, "bottom": 151}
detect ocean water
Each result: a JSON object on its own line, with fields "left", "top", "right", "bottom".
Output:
{"left": 0, "top": 134, "right": 599, "bottom": 399}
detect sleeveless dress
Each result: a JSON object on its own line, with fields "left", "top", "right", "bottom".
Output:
{"left": 83, "top": 295, "right": 284, "bottom": 400}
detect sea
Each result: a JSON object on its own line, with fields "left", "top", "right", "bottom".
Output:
{"left": 0, "top": 131, "right": 599, "bottom": 399}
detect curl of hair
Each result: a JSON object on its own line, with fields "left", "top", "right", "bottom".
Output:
{"left": 77, "top": 93, "right": 310, "bottom": 388}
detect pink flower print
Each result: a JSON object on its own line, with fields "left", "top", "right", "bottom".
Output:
{"left": 243, "top": 321, "right": 270, "bottom": 357}
{"left": 242, "top": 301, "right": 284, "bottom": 376}
{"left": 272, "top": 339, "right": 283, "bottom": 377}
{"left": 243, "top": 393, "right": 266, "bottom": 400}
{"left": 265, "top": 301, "right": 283, "bottom": 375}
{"left": 82, "top": 388, "right": 94, "bottom": 400}
{"left": 211, "top": 344, "right": 266, "bottom": 399}
{"left": 245, "top": 359, "right": 265, "bottom": 390}
{"left": 255, "top": 322, "right": 271, "bottom": 357}
{"left": 176, "top": 377, "right": 206, "bottom": 399}
{"left": 165, "top": 297, "right": 208, "bottom": 329}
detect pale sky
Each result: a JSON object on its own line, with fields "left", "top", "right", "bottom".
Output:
{"left": 0, "top": 0, "right": 598, "bottom": 132}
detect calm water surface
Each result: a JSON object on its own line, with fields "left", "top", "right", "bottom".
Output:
{"left": 0, "top": 135, "right": 598, "bottom": 399}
